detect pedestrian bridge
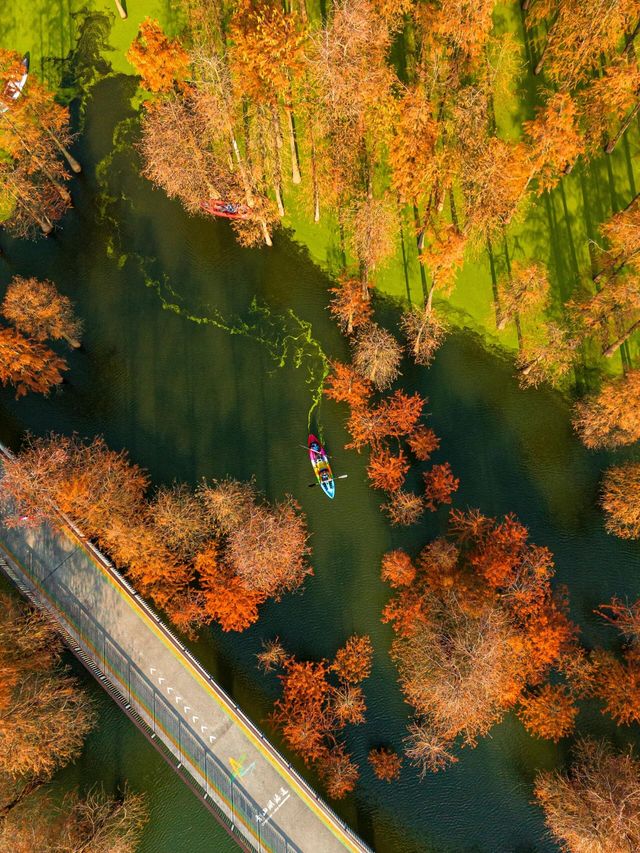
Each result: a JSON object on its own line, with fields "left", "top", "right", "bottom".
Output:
{"left": 0, "top": 450, "right": 371, "bottom": 853}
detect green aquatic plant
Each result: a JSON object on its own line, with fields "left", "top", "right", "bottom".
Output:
{"left": 95, "top": 116, "right": 329, "bottom": 429}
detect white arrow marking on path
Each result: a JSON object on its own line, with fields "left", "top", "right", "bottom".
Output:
{"left": 150, "top": 667, "right": 157, "bottom": 675}
{"left": 209, "top": 735, "right": 216, "bottom": 743}
{"left": 158, "top": 677, "right": 165, "bottom": 685}
{"left": 167, "top": 687, "right": 174, "bottom": 695}
{"left": 175, "top": 696, "right": 183, "bottom": 703}
{"left": 192, "top": 716, "right": 199, "bottom": 724}
{"left": 184, "top": 706, "right": 191, "bottom": 714}
{"left": 201, "top": 725, "right": 208, "bottom": 733}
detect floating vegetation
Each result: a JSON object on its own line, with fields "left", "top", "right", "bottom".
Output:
{"left": 95, "top": 116, "right": 329, "bottom": 429}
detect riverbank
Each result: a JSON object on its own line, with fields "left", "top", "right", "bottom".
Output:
{"left": 6, "top": 0, "right": 639, "bottom": 378}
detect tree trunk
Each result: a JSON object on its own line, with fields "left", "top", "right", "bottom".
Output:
{"left": 0, "top": 777, "right": 45, "bottom": 817}
{"left": 623, "top": 18, "right": 640, "bottom": 54}
{"left": 286, "top": 105, "right": 301, "bottom": 184}
{"left": 605, "top": 99, "right": 640, "bottom": 154}
{"left": 603, "top": 317, "right": 640, "bottom": 357}
{"left": 1, "top": 115, "right": 73, "bottom": 202}
{"left": 39, "top": 123, "right": 82, "bottom": 173}
{"left": 534, "top": 19, "right": 556, "bottom": 75}
{"left": 271, "top": 109, "right": 285, "bottom": 216}
{"left": 449, "top": 189, "right": 458, "bottom": 229}
{"left": 261, "top": 220, "right": 273, "bottom": 247}
{"left": 114, "top": 0, "right": 127, "bottom": 18}
{"left": 229, "top": 130, "right": 254, "bottom": 208}
{"left": 310, "top": 133, "right": 320, "bottom": 222}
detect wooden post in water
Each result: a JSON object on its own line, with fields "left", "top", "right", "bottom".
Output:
{"left": 114, "top": 0, "right": 127, "bottom": 19}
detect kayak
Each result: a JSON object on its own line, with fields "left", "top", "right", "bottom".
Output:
{"left": 1, "top": 54, "right": 29, "bottom": 114}
{"left": 308, "top": 434, "right": 335, "bottom": 500}
{"left": 199, "top": 199, "right": 252, "bottom": 220}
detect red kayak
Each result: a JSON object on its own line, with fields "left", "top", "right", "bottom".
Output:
{"left": 199, "top": 199, "right": 252, "bottom": 220}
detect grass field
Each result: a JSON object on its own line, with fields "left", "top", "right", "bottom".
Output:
{"left": 2, "top": 0, "right": 639, "bottom": 375}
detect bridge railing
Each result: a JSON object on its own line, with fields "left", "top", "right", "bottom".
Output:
{"left": 0, "top": 442, "right": 371, "bottom": 853}
{"left": 0, "top": 525, "right": 303, "bottom": 853}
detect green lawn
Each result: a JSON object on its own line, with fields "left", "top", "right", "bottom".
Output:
{"left": 2, "top": 0, "right": 639, "bottom": 375}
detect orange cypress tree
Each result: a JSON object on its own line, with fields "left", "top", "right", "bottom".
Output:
{"left": 517, "top": 684, "right": 578, "bottom": 742}
{"left": 127, "top": 19, "right": 189, "bottom": 93}
{"left": 323, "top": 360, "right": 373, "bottom": 409}
{"left": 329, "top": 276, "right": 373, "bottom": 336}
{"left": 368, "top": 747, "right": 402, "bottom": 781}
{"left": 0, "top": 327, "right": 67, "bottom": 397}
{"left": 331, "top": 635, "right": 374, "bottom": 684}
{"left": 381, "top": 550, "right": 416, "bottom": 588}
{"left": 367, "top": 448, "right": 410, "bottom": 492}
{"left": 408, "top": 426, "right": 440, "bottom": 461}
{"left": 524, "top": 92, "right": 585, "bottom": 191}
{"left": 423, "top": 462, "right": 459, "bottom": 511}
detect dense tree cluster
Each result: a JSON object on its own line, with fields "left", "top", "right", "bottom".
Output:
{"left": 126, "top": 1, "right": 640, "bottom": 389}
{"left": 0, "top": 275, "right": 81, "bottom": 398}
{"left": 380, "top": 510, "right": 578, "bottom": 772}
{"left": 0, "top": 434, "right": 311, "bottom": 634}
{"left": 0, "top": 595, "right": 147, "bottom": 851}
{"left": 324, "top": 355, "right": 456, "bottom": 525}
{"left": 260, "top": 635, "right": 373, "bottom": 799}
{"left": 0, "top": 50, "right": 79, "bottom": 238}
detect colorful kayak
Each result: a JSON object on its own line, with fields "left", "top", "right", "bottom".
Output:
{"left": 308, "top": 434, "right": 335, "bottom": 500}
{"left": 199, "top": 199, "right": 252, "bottom": 220}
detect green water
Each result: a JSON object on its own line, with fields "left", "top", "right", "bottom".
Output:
{"left": 1, "top": 44, "right": 640, "bottom": 853}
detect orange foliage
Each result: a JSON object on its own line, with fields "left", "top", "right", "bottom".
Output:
{"left": 423, "top": 462, "right": 459, "bottom": 511}
{"left": 323, "top": 361, "right": 373, "bottom": 409}
{"left": 382, "top": 490, "right": 425, "bottom": 526}
{"left": 592, "top": 647, "right": 640, "bottom": 726}
{"left": 318, "top": 745, "right": 359, "bottom": 799}
{"left": 517, "top": 684, "right": 578, "bottom": 742}
{"left": 331, "top": 635, "right": 374, "bottom": 684}
{"left": 408, "top": 426, "right": 440, "bottom": 461}
{"left": 524, "top": 92, "right": 585, "bottom": 192}
{"left": 269, "top": 640, "right": 371, "bottom": 798}
{"left": 381, "top": 550, "right": 417, "bottom": 588}
{"left": 368, "top": 747, "right": 402, "bottom": 782}
{"left": 573, "top": 370, "right": 640, "bottom": 449}
{"left": 469, "top": 513, "right": 529, "bottom": 588}
{"left": 367, "top": 448, "right": 409, "bottom": 492}
{"left": 377, "top": 391, "right": 425, "bottom": 438}
{"left": 0, "top": 327, "right": 67, "bottom": 397}
{"left": 127, "top": 19, "right": 189, "bottom": 93}
{"left": 196, "top": 546, "right": 266, "bottom": 632}
{"left": 344, "top": 404, "right": 389, "bottom": 451}
{"left": 329, "top": 277, "right": 373, "bottom": 336}
{"left": 383, "top": 511, "right": 579, "bottom": 768}
{"left": 2, "top": 276, "right": 82, "bottom": 346}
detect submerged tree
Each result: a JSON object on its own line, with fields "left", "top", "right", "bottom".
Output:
{"left": 2, "top": 277, "right": 82, "bottom": 348}
{"left": 573, "top": 370, "right": 640, "bottom": 448}
{"left": 601, "top": 462, "right": 640, "bottom": 539}
{"left": 352, "top": 323, "right": 402, "bottom": 390}
{"left": 382, "top": 511, "right": 576, "bottom": 773}
{"left": 535, "top": 739, "right": 640, "bottom": 853}
{"left": 0, "top": 328, "right": 67, "bottom": 398}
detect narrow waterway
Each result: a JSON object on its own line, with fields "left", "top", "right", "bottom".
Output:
{"left": 1, "top": 75, "right": 640, "bottom": 853}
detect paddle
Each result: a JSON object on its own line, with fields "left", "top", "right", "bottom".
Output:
{"left": 308, "top": 474, "right": 348, "bottom": 488}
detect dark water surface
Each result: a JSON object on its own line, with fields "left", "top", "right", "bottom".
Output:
{"left": 1, "top": 77, "right": 640, "bottom": 853}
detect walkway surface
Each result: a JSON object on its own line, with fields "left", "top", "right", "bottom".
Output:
{"left": 0, "top": 459, "right": 371, "bottom": 853}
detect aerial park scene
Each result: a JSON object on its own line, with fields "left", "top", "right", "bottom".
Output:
{"left": 0, "top": 0, "right": 640, "bottom": 851}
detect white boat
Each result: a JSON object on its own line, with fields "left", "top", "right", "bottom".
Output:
{"left": 1, "top": 54, "right": 29, "bottom": 114}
